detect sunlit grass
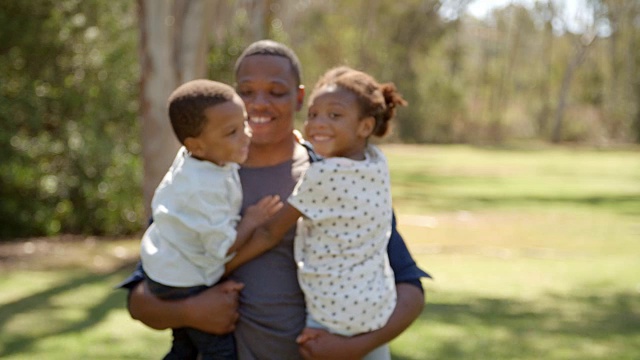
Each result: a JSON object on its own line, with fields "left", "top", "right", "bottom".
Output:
{"left": 385, "top": 144, "right": 640, "bottom": 215}
{"left": 383, "top": 144, "right": 640, "bottom": 359}
{"left": 0, "top": 267, "right": 169, "bottom": 360}
{"left": 1, "top": 144, "right": 639, "bottom": 359}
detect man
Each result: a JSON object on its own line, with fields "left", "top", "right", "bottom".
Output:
{"left": 122, "top": 40, "right": 429, "bottom": 359}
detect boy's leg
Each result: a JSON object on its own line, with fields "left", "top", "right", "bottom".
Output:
{"left": 162, "top": 328, "right": 198, "bottom": 360}
{"left": 143, "top": 278, "right": 209, "bottom": 360}
{"left": 187, "top": 328, "right": 236, "bottom": 360}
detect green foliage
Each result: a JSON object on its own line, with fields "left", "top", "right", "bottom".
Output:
{"left": 0, "top": 0, "right": 141, "bottom": 238}
{"left": 2, "top": 0, "right": 640, "bottom": 238}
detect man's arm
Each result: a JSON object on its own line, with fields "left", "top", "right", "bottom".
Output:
{"left": 298, "top": 283, "right": 424, "bottom": 359}
{"left": 298, "top": 211, "right": 429, "bottom": 359}
{"left": 127, "top": 278, "right": 244, "bottom": 334}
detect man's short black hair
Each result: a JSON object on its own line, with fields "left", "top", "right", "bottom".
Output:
{"left": 234, "top": 40, "right": 302, "bottom": 86}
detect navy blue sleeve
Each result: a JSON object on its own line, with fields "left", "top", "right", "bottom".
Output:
{"left": 388, "top": 211, "right": 431, "bottom": 292}
{"left": 114, "top": 261, "right": 145, "bottom": 290}
{"left": 115, "top": 216, "right": 153, "bottom": 291}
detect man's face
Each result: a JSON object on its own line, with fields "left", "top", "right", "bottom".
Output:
{"left": 235, "top": 55, "right": 304, "bottom": 147}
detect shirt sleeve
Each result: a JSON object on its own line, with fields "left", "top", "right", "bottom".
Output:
{"left": 388, "top": 211, "right": 431, "bottom": 292}
{"left": 183, "top": 186, "right": 237, "bottom": 261}
{"left": 288, "top": 163, "right": 327, "bottom": 219}
{"left": 152, "top": 177, "right": 237, "bottom": 263}
{"left": 114, "top": 261, "right": 145, "bottom": 290}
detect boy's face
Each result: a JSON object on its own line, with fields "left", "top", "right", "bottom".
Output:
{"left": 304, "top": 85, "right": 373, "bottom": 160}
{"left": 186, "top": 95, "right": 251, "bottom": 166}
{"left": 235, "top": 55, "right": 304, "bottom": 147}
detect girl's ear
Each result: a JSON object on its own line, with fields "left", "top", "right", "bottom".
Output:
{"left": 358, "top": 116, "right": 375, "bottom": 138}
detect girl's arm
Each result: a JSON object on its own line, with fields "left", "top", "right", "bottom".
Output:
{"left": 224, "top": 203, "right": 302, "bottom": 275}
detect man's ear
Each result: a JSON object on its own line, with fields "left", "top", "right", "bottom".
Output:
{"left": 358, "top": 116, "right": 375, "bottom": 138}
{"left": 183, "top": 137, "right": 202, "bottom": 158}
{"left": 296, "top": 85, "right": 305, "bottom": 111}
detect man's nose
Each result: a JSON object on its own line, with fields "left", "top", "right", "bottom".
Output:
{"left": 250, "top": 91, "right": 269, "bottom": 108}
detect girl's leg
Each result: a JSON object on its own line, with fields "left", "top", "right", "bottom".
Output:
{"left": 362, "top": 343, "right": 391, "bottom": 360}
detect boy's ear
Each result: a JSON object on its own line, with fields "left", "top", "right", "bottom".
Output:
{"left": 183, "top": 137, "right": 202, "bottom": 157}
{"left": 296, "top": 85, "right": 305, "bottom": 111}
{"left": 358, "top": 116, "right": 375, "bottom": 138}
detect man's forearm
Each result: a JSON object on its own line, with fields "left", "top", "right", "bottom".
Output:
{"left": 128, "top": 279, "right": 243, "bottom": 334}
{"left": 299, "top": 283, "right": 425, "bottom": 359}
{"left": 354, "top": 283, "right": 425, "bottom": 351}
{"left": 128, "top": 281, "right": 188, "bottom": 330}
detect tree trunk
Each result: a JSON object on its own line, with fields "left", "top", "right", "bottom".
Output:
{"left": 551, "top": 35, "right": 595, "bottom": 143}
{"left": 243, "top": 0, "right": 271, "bottom": 40}
{"left": 138, "top": 0, "right": 214, "bottom": 219}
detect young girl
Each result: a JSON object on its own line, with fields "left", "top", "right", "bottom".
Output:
{"left": 243, "top": 66, "right": 408, "bottom": 360}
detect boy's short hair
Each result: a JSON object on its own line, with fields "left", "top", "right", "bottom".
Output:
{"left": 168, "top": 79, "right": 237, "bottom": 144}
{"left": 234, "top": 40, "right": 302, "bottom": 86}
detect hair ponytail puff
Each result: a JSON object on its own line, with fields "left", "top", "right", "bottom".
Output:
{"left": 374, "top": 83, "right": 408, "bottom": 136}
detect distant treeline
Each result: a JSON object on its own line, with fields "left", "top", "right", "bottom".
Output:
{"left": 1, "top": 0, "right": 638, "bottom": 238}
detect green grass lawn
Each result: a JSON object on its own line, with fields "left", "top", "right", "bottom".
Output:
{"left": 386, "top": 144, "right": 640, "bottom": 359}
{"left": 1, "top": 144, "right": 639, "bottom": 359}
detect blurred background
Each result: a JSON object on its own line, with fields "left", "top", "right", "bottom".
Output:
{"left": 1, "top": 2, "right": 639, "bottom": 359}
{"left": 1, "top": 0, "right": 638, "bottom": 239}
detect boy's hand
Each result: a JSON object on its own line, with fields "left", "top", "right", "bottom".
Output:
{"left": 243, "top": 195, "right": 283, "bottom": 227}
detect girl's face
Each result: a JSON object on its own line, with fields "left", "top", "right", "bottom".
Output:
{"left": 304, "top": 85, "right": 373, "bottom": 160}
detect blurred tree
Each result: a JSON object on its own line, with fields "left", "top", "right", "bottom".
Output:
{"left": 2, "top": 0, "right": 639, "bottom": 239}
{"left": 599, "top": 0, "right": 639, "bottom": 142}
{"left": 0, "top": 0, "right": 141, "bottom": 239}
{"left": 137, "top": 0, "right": 215, "bottom": 218}
{"left": 552, "top": 31, "right": 596, "bottom": 143}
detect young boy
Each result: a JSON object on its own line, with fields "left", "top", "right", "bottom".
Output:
{"left": 140, "top": 79, "right": 282, "bottom": 359}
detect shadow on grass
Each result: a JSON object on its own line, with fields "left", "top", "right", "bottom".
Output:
{"left": 410, "top": 291, "right": 640, "bottom": 359}
{"left": 0, "top": 261, "right": 137, "bottom": 357}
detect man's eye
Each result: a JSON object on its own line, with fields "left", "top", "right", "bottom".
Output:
{"left": 329, "top": 112, "right": 340, "bottom": 119}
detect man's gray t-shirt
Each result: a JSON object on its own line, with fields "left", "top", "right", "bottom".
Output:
{"left": 231, "top": 143, "right": 310, "bottom": 360}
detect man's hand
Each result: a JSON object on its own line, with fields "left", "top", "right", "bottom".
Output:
{"left": 298, "top": 328, "right": 369, "bottom": 360}
{"left": 183, "top": 280, "right": 244, "bottom": 334}
{"left": 128, "top": 279, "right": 244, "bottom": 334}
{"left": 297, "top": 283, "right": 425, "bottom": 359}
